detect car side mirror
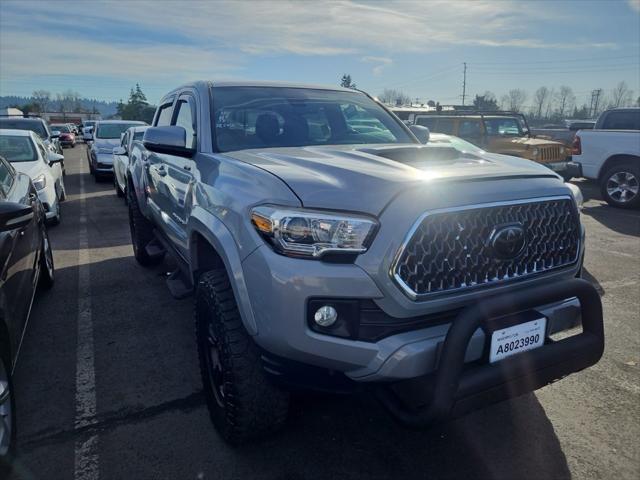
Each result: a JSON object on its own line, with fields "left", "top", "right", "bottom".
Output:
{"left": 409, "top": 125, "right": 430, "bottom": 144}
{"left": 50, "top": 131, "right": 60, "bottom": 139}
{"left": 0, "top": 201, "right": 34, "bottom": 232}
{"left": 143, "top": 126, "right": 194, "bottom": 157}
{"left": 113, "top": 146, "right": 127, "bottom": 156}
{"left": 47, "top": 151, "right": 64, "bottom": 166}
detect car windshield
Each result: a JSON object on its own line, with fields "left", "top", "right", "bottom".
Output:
{"left": 212, "top": 86, "right": 414, "bottom": 152}
{"left": 0, "top": 119, "right": 48, "bottom": 139}
{"left": 483, "top": 117, "right": 524, "bottom": 136}
{"left": 95, "top": 123, "right": 140, "bottom": 139}
{"left": 0, "top": 135, "right": 38, "bottom": 162}
{"left": 85, "top": 121, "right": 96, "bottom": 127}
{"left": 52, "top": 125, "right": 70, "bottom": 133}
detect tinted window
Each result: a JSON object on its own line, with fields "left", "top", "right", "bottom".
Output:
{"left": 174, "top": 99, "right": 196, "bottom": 149}
{"left": 51, "top": 124, "right": 71, "bottom": 133}
{"left": 0, "top": 135, "right": 38, "bottom": 162}
{"left": 0, "top": 118, "right": 48, "bottom": 139}
{"left": 602, "top": 111, "right": 640, "bottom": 130}
{"left": 415, "top": 117, "right": 437, "bottom": 129}
{"left": 156, "top": 104, "right": 174, "bottom": 126}
{"left": 434, "top": 118, "right": 455, "bottom": 135}
{"left": 213, "top": 87, "right": 412, "bottom": 152}
{"left": 95, "top": 123, "right": 141, "bottom": 139}
{"left": 392, "top": 110, "right": 411, "bottom": 120}
{"left": 0, "top": 158, "right": 14, "bottom": 196}
{"left": 459, "top": 120, "right": 482, "bottom": 139}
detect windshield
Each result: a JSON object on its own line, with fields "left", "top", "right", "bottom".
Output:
{"left": 0, "top": 118, "right": 48, "bottom": 139}
{"left": 52, "top": 124, "right": 71, "bottom": 133}
{"left": 483, "top": 117, "right": 524, "bottom": 136}
{"left": 95, "top": 123, "right": 140, "bottom": 139}
{"left": 212, "top": 87, "right": 413, "bottom": 152}
{"left": 0, "top": 135, "right": 38, "bottom": 162}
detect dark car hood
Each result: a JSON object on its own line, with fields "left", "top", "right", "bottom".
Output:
{"left": 224, "top": 144, "right": 559, "bottom": 215}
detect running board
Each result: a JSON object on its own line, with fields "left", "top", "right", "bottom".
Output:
{"left": 166, "top": 269, "right": 193, "bottom": 299}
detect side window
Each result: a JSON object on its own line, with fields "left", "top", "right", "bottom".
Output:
{"left": 415, "top": 117, "right": 437, "bottom": 129}
{"left": 174, "top": 98, "right": 197, "bottom": 149}
{"left": 459, "top": 120, "right": 482, "bottom": 139}
{"left": 155, "top": 103, "right": 174, "bottom": 126}
{"left": 0, "top": 159, "right": 14, "bottom": 197}
{"left": 602, "top": 111, "right": 640, "bottom": 130}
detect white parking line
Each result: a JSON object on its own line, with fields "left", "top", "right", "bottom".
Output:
{"left": 74, "top": 159, "right": 99, "bottom": 480}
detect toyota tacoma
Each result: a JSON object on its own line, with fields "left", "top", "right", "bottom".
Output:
{"left": 126, "top": 81, "right": 604, "bottom": 444}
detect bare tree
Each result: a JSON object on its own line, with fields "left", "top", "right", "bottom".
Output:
{"left": 533, "top": 87, "right": 550, "bottom": 119}
{"left": 555, "top": 86, "right": 575, "bottom": 118}
{"left": 378, "top": 88, "right": 412, "bottom": 106}
{"left": 56, "top": 90, "right": 82, "bottom": 113}
{"left": 506, "top": 89, "right": 527, "bottom": 112}
{"left": 32, "top": 90, "right": 51, "bottom": 112}
{"left": 611, "top": 81, "right": 633, "bottom": 107}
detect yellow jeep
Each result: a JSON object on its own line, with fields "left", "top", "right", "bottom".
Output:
{"left": 412, "top": 112, "right": 576, "bottom": 179}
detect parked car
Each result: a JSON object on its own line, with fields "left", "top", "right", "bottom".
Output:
{"left": 126, "top": 81, "right": 603, "bottom": 444}
{"left": 572, "top": 108, "right": 640, "bottom": 208}
{"left": 112, "top": 125, "right": 148, "bottom": 199}
{"left": 0, "top": 155, "right": 54, "bottom": 472}
{"left": 397, "top": 110, "right": 577, "bottom": 180}
{"left": 82, "top": 120, "right": 97, "bottom": 142}
{"left": 88, "top": 120, "right": 146, "bottom": 181}
{"left": 0, "top": 130, "right": 66, "bottom": 224}
{"left": 531, "top": 120, "right": 596, "bottom": 147}
{"left": 50, "top": 124, "right": 76, "bottom": 148}
{"left": 0, "top": 116, "right": 64, "bottom": 158}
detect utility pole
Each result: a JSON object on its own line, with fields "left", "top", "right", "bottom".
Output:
{"left": 589, "top": 89, "right": 602, "bottom": 117}
{"left": 461, "top": 62, "right": 467, "bottom": 106}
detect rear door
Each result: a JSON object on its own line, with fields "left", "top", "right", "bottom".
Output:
{"left": 154, "top": 92, "right": 198, "bottom": 258}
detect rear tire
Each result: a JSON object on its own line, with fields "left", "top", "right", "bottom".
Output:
{"left": 127, "top": 186, "right": 164, "bottom": 266}
{"left": 196, "top": 269, "right": 289, "bottom": 444}
{"left": 39, "top": 227, "right": 55, "bottom": 289}
{"left": 600, "top": 163, "right": 640, "bottom": 209}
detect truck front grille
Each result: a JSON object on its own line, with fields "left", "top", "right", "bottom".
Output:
{"left": 392, "top": 197, "right": 580, "bottom": 299}
{"left": 539, "top": 145, "right": 563, "bottom": 162}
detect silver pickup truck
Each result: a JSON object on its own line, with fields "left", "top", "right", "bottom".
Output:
{"left": 126, "top": 81, "right": 604, "bottom": 444}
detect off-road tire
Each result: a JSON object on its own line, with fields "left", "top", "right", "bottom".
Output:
{"left": 195, "top": 269, "right": 289, "bottom": 445}
{"left": 600, "top": 163, "right": 640, "bottom": 209}
{"left": 127, "top": 187, "right": 164, "bottom": 266}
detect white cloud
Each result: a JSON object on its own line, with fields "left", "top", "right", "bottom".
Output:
{"left": 361, "top": 56, "right": 393, "bottom": 76}
{"left": 628, "top": 0, "right": 640, "bottom": 12}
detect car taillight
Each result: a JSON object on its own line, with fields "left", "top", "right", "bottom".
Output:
{"left": 572, "top": 135, "right": 581, "bottom": 156}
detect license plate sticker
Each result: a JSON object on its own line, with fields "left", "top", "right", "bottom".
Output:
{"left": 489, "top": 317, "right": 547, "bottom": 363}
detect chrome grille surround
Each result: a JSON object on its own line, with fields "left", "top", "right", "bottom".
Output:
{"left": 391, "top": 196, "right": 581, "bottom": 300}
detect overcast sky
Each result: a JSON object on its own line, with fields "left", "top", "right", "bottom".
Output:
{"left": 1, "top": 0, "right": 639, "bottom": 107}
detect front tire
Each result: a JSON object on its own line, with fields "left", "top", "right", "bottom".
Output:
{"left": 127, "top": 186, "right": 164, "bottom": 266}
{"left": 39, "top": 227, "right": 55, "bottom": 289}
{"left": 600, "top": 163, "right": 640, "bottom": 209}
{"left": 196, "top": 269, "right": 289, "bottom": 444}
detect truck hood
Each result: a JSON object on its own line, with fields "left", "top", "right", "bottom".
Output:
{"left": 224, "top": 144, "right": 559, "bottom": 215}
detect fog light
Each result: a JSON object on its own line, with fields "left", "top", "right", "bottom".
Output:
{"left": 314, "top": 305, "right": 338, "bottom": 327}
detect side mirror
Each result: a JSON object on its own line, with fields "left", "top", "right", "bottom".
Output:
{"left": 0, "top": 201, "right": 34, "bottom": 232}
{"left": 113, "top": 146, "right": 127, "bottom": 156}
{"left": 48, "top": 152, "right": 64, "bottom": 166}
{"left": 50, "top": 131, "right": 60, "bottom": 139}
{"left": 143, "top": 126, "right": 194, "bottom": 157}
{"left": 409, "top": 125, "right": 430, "bottom": 144}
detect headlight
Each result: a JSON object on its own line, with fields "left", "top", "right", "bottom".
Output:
{"left": 33, "top": 174, "right": 47, "bottom": 191}
{"left": 251, "top": 206, "right": 378, "bottom": 258}
{"left": 98, "top": 147, "right": 113, "bottom": 154}
{"left": 566, "top": 183, "right": 583, "bottom": 210}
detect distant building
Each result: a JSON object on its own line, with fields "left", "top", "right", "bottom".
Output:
{"left": 40, "top": 112, "right": 101, "bottom": 124}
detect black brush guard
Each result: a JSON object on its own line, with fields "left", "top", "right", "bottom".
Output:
{"left": 377, "top": 278, "right": 604, "bottom": 428}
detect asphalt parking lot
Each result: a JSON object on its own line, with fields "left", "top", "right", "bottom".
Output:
{"left": 8, "top": 144, "right": 639, "bottom": 480}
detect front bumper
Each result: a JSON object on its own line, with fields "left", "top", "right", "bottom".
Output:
{"left": 94, "top": 154, "right": 114, "bottom": 174}
{"left": 377, "top": 278, "right": 603, "bottom": 427}
{"left": 242, "top": 245, "right": 588, "bottom": 382}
